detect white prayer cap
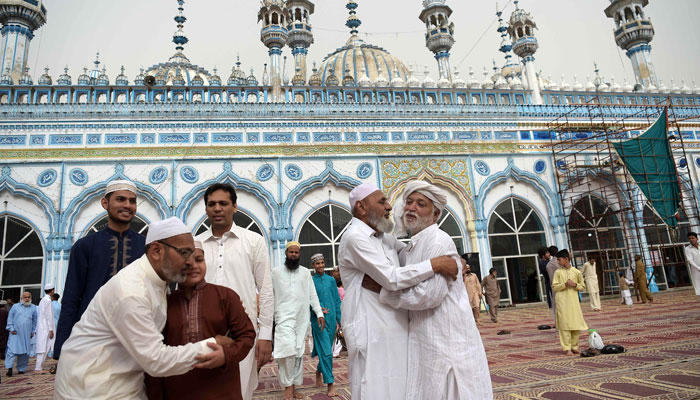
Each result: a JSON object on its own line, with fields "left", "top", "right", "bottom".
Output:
{"left": 393, "top": 181, "right": 448, "bottom": 237}
{"left": 145, "top": 217, "right": 191, "bottom": 245}
{"left": 349, "top": 183, "right": 381, "bottom": 209}
{"left": 194, "top": 240, "right": 204, "bottom": 250}
{"left": 0, "top": 300, "right": 6, "bottom": 305}
{"left": 105, "top": 180, "right": 137, "bottom": 196}
{"left": 44, "top": 283, "right": 55, "bottom": 291}
{"left": 310, "top": 253, "right": 324, "bottom": 263}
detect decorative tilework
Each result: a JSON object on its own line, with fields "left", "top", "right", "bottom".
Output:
{"left": 453, "top": 131, "right": 478, "bottom": 141}
{"left": 87, "top": 134, "right": 101, "bottom": 145}
{"left": 180, "top": 166, "right": 199, "bottom": 183}
{"left": 356, "top": 162, "right": 373, "bottom": 179}
{"left": 141, "top": 134, "right": 156, "bottom": 144}
{"left": 382, "top": 158, "right": 471, "bottom": 197}
{"left": 263, "top": 132, "right": 293, "bottom": 143}
{"left": 212, "top": 133, "right": 243, "bottom": 143}
{"left": 438, "top": 131, "right": 450, "bottom": 141}
{"left": 285, "top": 164, "right": 303, "bottom": 181}
{"left": 49, "top": 134, "right": 82, "bottom": 145}
{"left": 361, "top": 132, "right": 387, "bottom": 141}
{"left": 534, "top": 159, "right": 547, "bottom": 174}
{"left": 296, "top": 132, "right": 310, "bottom": 142}
{"left": 69, "top": 168, "right": 88, "bottom": 186}
{"left": 480, "top": 131, "right": 493, "bottom": 140}
{"left": 314, "top": 132, "right": 341, "bottom": 142}
{"left": 149, "top": 167, "right": 168, "bottom": 184}
{"left": 247, "top": 132, "right": 260, "bottom": 143}
{"left": 105, "top": 134, "right": 137, "bottom": 145}
{"left": 194, "top": 133, "right": 208, "bottom": 143}
{"left": 696, "top": 158, "right": 700, "bottom": 169}
{"left": 37, "top": 169, "right": 57, "bottom": 187}
{"left": 495, "top": 131, "right": 517, "bottom": 140}
{"left": 474, "top": 160, "right": 490, "bottom": 176}
{"left": 159, "top": 133, "right": 190, "bottom": 144}
{"left": 344, "top": 132, "right": 358, "bottom": 142}
{"left": 533, "top": 130, "right": 553, "bottom": 140}
{"left": 519, "top": 131, "right": 531, "bottom": 140}
{"left": 257, "top": 164, "right": 274, "bottom": 181}
{"left": 0, "top": 135, "right": 25, "bottom": 145}
{"left": 391, "top": 132, "right": 404, "bottom": 141}
{"left": 407, "top": 131, "right": 435, "bottom": 141}
{"left": 679, "top": 158, "right": 687, "bottom": 168}
{"left": 30, "top": 135, "right": 45, "bottom": 145}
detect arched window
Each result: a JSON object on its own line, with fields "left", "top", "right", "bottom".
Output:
{"left": 0, "top": 215, "right": 44, "bottom": 304}
{"left": 488, "top": 198, "right": 546, "bottom": 304}
{"left": 568, "top": 195, "right": 624, "bottom": 252}
{"left": 297, "top": 204, "right": 352, "bottom": 270}
{"left": 624, "top": 7, "right": 634, "bottom": 22}
{"left": 85, "top": 215, "right": 149, "bottom": 238}
{"left": 195, "top": 210, "right": 263, "bottom": 237}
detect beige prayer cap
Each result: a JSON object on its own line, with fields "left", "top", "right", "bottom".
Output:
{"left": 286, "top": 241, "right": 301, "bottom": 249}
{"left": 310, "top": 253, "right": 324, "bottom": 263}
{"left": 194, "top": 240, "right": 204, "bottom": 250}
{"left": 145, "top": 217, "right": 191, "bottom": 245}
{"left": 349, "top": 183, "right": 380, "bottom": 208}
{"left": 105, "top": 180, "right": 137, "bottom": 197}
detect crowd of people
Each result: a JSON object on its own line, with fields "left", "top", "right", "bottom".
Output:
{"left": 2, "top": 177, "right": 699, "bottom": 398}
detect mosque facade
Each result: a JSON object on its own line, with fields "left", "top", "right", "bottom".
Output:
{"left": 0, "top": 0, "right": 698, "bottom": 305}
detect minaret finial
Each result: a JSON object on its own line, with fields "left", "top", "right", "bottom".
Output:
{"left": 346, "top": 1, "right": 361, "bottom": 36}
{"left": 172, "top": 0, "right": 189, "bottom": 52}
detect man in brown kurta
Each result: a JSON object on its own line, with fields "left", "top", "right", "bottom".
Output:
{"left": 146, "top": 242, "right": 256, "bottom": 400}
{"left": 481, "top": 267, "right": 501, "bottom": 323}
{"left": 463, "top": 264, "right": 483, "bottom": 324}
{"left": 634, "top": 255, "right": 654, "bottom": 303}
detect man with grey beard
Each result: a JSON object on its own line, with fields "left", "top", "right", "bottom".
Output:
{"left": 337, "top": 183, "right": 458, "bottom": 400}
{"left": 55, "top": 217, "right": 230, "bottom": 399}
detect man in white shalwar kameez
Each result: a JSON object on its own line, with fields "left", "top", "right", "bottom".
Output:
{"left": 272, "top": 241, "right": 325, "bottom": 400}
{"left": 338, "top": 183, "right": 459, "bottom": 400}
{"left": 55, "top": 218, "right": 229, "bottom": 400}
{"left": 684, "top": 232, "right": 700, "bottom": 302}
{"left": 34, "top": 283, "right": 55, "bottom": 373}
{"left": 378, "top": 181, "right": 493, "bottom": 400}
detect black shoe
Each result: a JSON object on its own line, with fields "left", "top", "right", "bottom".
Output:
{"left": 6, "top": 368, "right": 11, "bottom": 377}
{"left": 17, "top": 371, "right": 25, "bottom": 374}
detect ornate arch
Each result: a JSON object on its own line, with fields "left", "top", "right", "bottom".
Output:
{"left": 0, "top": 166, "right": 57, "bottom": 235}
{"left": 176, "top": 161, "right": 277, "bottom": 234}
{"left": 63, "top": 164, "right": 169, "bottom": 237}
{"left": 282, "top": 160, "right": 360, "bottom": 242}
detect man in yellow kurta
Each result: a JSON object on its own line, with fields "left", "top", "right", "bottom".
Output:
{"left": 552, "top": 249, "right": 588, "bottom": 356}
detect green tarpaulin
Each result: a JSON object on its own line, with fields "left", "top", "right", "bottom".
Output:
{"left": 613, "top": 109, "right": 680, "bottom": 227}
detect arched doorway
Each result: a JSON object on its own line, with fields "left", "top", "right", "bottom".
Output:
{"left": 487, "top": 198, "right": 547, "bottom": 304}
{"left": 0, "top": 215, "right": 44, "bottom": 304}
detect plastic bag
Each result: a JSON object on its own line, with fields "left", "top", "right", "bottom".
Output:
{"left": 588, "top": 329, "right": 604, "bottom": 350}
{"left": 332, "top": 337, "right": 343, "bottom": 357}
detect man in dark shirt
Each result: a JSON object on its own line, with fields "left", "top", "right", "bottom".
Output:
{"left": 53, "top": 180, "right": 145, "bottom": 359}
{"left": 538, "top": 247, "right": 552, "bottom": 308}
{"left": 0, "top": 300, "right": 8, "bottom": 359}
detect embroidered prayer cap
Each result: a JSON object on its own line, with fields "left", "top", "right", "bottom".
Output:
{"left": 44, "top": 283, "right": 55, "bottom": 291}
{"left": 310, "top": 253, "right": 324, "bottom": 263}
{"left": 194, "top": 240, "right": 204, "bottom": 250}
{"left": 145, "top": 217, "right": 192, "bottom": 245}
{"left": 349, "top": 183, "right": 381, "bottom": 209}
{"left": 393, "top": 180, "right": 448, "bottom": 237}
{"left": 105, "top": 179, "right": 137, "bottom": 196}
{"left": 286, "top": 241, "right": 301, "bottom": 249}
{"left": 0, "top": 300, "right": 6, "bottom": 305}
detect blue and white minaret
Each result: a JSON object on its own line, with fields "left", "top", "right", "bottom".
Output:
{"left": 0, "top": 0, "right": 46, "bottom": 82}
{"left": 259, "top": 0, "right": 289, "bottom": 101}
{"left": 496, "top": 3, "right": 520, "bottom": 84}
{"left": 419, "top": 0, "right": 455, "bottom": 83}
{"left": 171, "top": 0, "right": 189, "bottom": 63}
{"left": 604, "top": 0, "right": 658, "bottom": 88}
{"left": 286, "top": 0, "right": 314, "bottom": 85}
{"left": 507, "top": 1, "right": 542, "bottom": 104}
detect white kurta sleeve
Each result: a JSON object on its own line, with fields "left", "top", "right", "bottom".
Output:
{"left": 41, "top": 298, "right": 54, "bottom": 332}
{"left": 253, "top": 235, "right": 274, "bottom": 341}
{"left": 346, "top": 232, "right": 433, "bottom": 291}
{"left": 105, "top": 294, "right": 215, "bottom": 377}
{"left": 685, "top": 247, "right": 700, "bottom": 272}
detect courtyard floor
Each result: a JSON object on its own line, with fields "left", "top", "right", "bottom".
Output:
{"left": 2, "top": 288, "right": 699, "bottom": 399}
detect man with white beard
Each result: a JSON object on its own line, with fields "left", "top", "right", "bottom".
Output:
{"left": 378, "top": 181, "right": 493, "bottom": 400}
{"left": 337, "top": 183, "right": 458, "bottom": 400}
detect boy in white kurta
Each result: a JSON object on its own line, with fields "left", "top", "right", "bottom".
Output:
{"left": 378, "top": 181, "right": 492, "bottom": 400}
{"left": 684, "top": 232, "right": 700, "bottom": 302}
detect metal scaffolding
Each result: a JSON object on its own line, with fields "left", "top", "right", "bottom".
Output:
{"left": 549, "top": 100, "right": 700, "bottom": 296}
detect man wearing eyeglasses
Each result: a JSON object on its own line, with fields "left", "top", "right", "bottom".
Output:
{"left": 54, "top": 180, "right": 146, "bottom": 361}
{"left": 55, "top": 217, "right": 229, "bottom": 399}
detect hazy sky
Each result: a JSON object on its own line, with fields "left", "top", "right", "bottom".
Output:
{"left": 26, "top": 0, "right": 700, "bottom": 87}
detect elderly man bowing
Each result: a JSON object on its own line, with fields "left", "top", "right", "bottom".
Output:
{"left": 377, "top": 181, "right": 492, "bottom": 400}
{"left": 55, "top": 218, "right": 228, "bottom": 400}
{"left": 337, "top": 183, "right": 458, "bottom": 400}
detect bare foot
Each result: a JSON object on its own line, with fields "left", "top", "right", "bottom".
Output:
{"left": 565, "top": 350, "right": 574, "bottom": 356}
{"left": 316, "top": 371, "right": 323, "bottom": 388}
{"left": 293, "top": 392, "right": 304, "bottom": 399}
{"left": 571, "top": 349, "right": 580, "bottom": 355}
{"left": 327, "top": 383, "right": 339, "bottom": 397}
{"left": 284, "top": 386, "right": 295, "bottom": 400}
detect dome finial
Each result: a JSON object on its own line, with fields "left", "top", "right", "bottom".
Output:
{"left": 172, "top": 0, "right": 189, "bottom": 52}
{"left": 346, "top": 1, "right": 361, "bottom": 36}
